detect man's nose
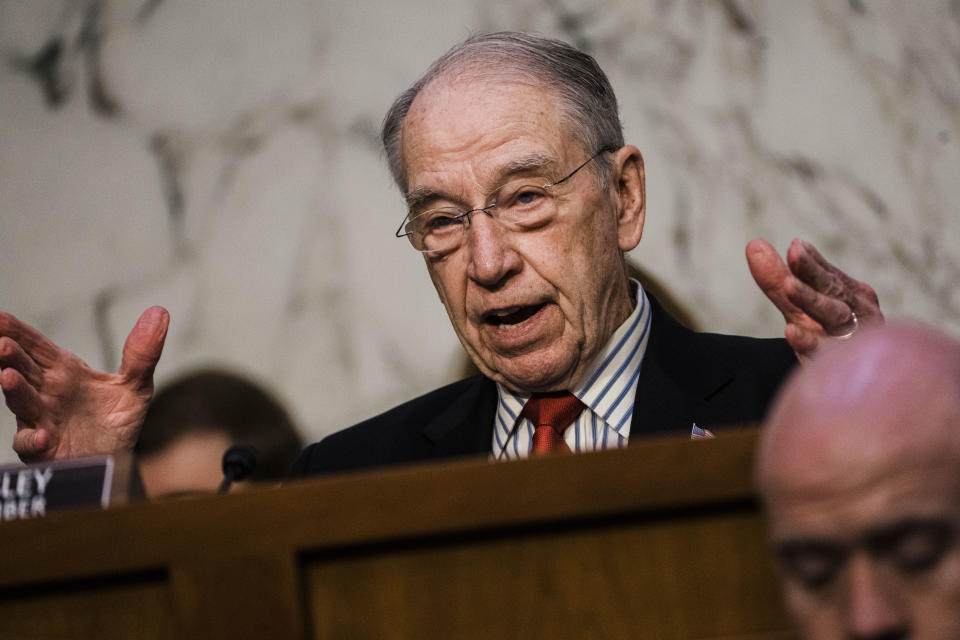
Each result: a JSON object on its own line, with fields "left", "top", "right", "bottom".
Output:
{"left": 464, "top": 212, "right": 522, "bottom": 288}
{"left": 844, "top": 556, "right": 909, "bottom": 640}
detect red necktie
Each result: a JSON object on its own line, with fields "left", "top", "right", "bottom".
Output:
{"left": 521, "top": 392, "right": 585, "bottom": 456}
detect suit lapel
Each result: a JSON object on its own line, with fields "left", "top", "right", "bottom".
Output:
{"left": 421, "top": 375, "right": 498, "bottom": 458}
{"left": 630, "top": 296, "right": 740, "bottom": 438}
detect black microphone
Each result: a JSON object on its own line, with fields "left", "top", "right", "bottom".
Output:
{"left": 218, "top": 444, "right": 257, "bottom": 494}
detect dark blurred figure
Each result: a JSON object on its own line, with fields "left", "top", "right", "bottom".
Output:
{"left": 756, "top": 323, "right": 960, "bottom": 639}
{"left": 135, "top": 370, "right": 303, "bottom": 498}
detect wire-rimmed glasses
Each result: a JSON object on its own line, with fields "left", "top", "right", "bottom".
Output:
{"left": 395, "top": 147, "right": 614, "bottom": 254}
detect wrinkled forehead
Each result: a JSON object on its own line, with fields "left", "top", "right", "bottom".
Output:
{"left": 399, "top": 76, "right": 585, "bottom": 186}
{"left": 776, "top": 408, "right": 959, "bottom": 479}
{"left": 764, "top": 453, "right": 960, "bottom": 542}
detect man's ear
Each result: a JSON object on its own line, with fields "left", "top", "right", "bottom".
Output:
{"left": 612, "top": 145, "right": 645, "bottom": 252}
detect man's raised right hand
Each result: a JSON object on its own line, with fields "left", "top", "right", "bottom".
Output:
{"left": 0, "top": 307, "right": 168, "bottom": 462}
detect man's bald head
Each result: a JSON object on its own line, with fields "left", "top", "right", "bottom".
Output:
{"left": 756, "top": 323, "right": 960, "bottom": 639}
{"left": 758, "top": 323, "right": 960, "bottom": 496}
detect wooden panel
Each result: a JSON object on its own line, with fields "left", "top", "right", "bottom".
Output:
{"left": 0, "top": 431, "right": 791, "bottom": 638}
{"left": 166, "top": 553, "right": 304, "bottom": 639}
{"left": 0, "top": 572, "right": 173, "bottom": 640}
{"left": 304, "top": 509, "right": 785, "bottom": 639}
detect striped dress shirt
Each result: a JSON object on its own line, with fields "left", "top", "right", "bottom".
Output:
{"left": 491, "top": 281, "right": 651, "bottom": 460}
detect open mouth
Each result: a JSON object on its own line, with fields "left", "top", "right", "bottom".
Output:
{"left": 484, "top": 304, "right": 546, "bottom": 327}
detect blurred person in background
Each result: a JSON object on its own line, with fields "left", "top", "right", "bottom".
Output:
{"left": 756, "top": 323, "right": 960, "bottom": 639}
{"left": 136, "top": 369, "right": 303, "bottom": 498}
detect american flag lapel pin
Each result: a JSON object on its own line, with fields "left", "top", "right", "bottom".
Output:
{"left": 690, "top": 423, "right": 715, "bottom": 439}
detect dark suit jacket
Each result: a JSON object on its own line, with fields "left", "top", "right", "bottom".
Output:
{"left": 290, "top": 297, "right": 796, "bottom": 477}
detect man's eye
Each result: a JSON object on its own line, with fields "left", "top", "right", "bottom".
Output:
{"left": 498, "top": 184, "right": 549, "bottom": 210}
{"left": 871, "top": 521, "right": 956, "bottom": 574}
{"left": 515, "top": 188, "right": 544, "bottom": 206}
{"left": 423, "top": 213, "right": 464, "bottom": 232}
{"left": 778, "top": 543, "right": 847, "bottom": 591}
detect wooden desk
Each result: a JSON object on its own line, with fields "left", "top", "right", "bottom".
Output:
{"left": 0, "top": 430, "right": 789, "bottom": 639}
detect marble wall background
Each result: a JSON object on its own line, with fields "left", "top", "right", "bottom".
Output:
{"left": 1, "top": 0, "right": 958, "bottom": 464}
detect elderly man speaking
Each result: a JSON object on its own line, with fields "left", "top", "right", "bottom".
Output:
{"left": 0, "top": 32, "right": 881, "bottom": 471}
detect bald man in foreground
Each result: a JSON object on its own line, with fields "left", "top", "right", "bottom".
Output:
{"left": 756, "top": 324, "right": 960, "bottom": 639}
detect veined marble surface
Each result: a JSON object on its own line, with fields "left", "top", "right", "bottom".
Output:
{"left": 1, "top": 0, "right": 958, "bottom": 463}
